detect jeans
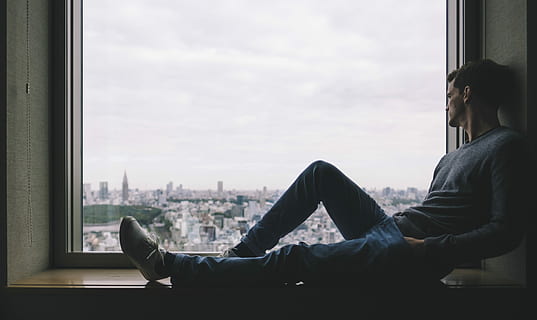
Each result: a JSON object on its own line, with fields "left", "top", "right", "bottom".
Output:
{"left": 169, "top": 161, "right": 423, "bottom": 287}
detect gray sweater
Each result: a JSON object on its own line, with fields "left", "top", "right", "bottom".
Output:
{"left": 393, "top": 126, "right": 531, "bottom": 267}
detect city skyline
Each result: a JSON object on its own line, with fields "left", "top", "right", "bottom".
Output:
{"left": 82, "top": 170, "right": 427, "bottom": 253}
{"left": 83, "top": 170, "right": 428, "bottom": 193}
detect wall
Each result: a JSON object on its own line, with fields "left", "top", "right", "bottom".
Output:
{"left": 6, "top": 0, "right": 50, "bottom": 284}
{"left": 481, "top": 0, "right": 532, "bottom": 286}
{"left": 485, "top": 0, "right": 527, "bottom": 131}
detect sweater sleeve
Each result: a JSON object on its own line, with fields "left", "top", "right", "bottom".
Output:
{"left": 422, "top": 139, "right": 531, "bottom": 265}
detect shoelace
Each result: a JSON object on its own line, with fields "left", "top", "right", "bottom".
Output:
{"left": 144, "top": 233, "right": 160, "bottom": 260}
{"left": 145, "top": 248, "right": 157, "bottom": 260}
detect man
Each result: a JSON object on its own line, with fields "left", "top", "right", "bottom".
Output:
{"left": 120, "top": 59, "right": 529, "bottom": 287}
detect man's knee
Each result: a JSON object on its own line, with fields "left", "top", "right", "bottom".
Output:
{"left": 310, "top": 160, "right": 334, "bottom": 171}
{"left": 309, "top": 160, "right": 338, "bottom": 176}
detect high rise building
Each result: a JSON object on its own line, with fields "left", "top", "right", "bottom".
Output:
{"left": 99, "top": 181, "right": 109, "bottom": 200}
{"left": 166, "top": 181, "right": 173, "bottom": 195}
{"left": 122, "top": 171, "right": 129, "bottom": 203}
{"left": 236, "top": 195, "right": 246, "bottom": 205}
{"left": 244, "top": 200, "right": 260, "bottom": 220}
{"left": 382, "top": 187, "right": 393, "bottom": 197}
{"left": 260, "top": 186, "right": 267, "bottom": 207}
{"left": 83, "top": 183, "right": 93, "bottom": 205}
{"left": 157, "top": 189, "right": 167, "bottom": 206}
{"left": 217, "top": 181, "right": 223, "bottom": 197}
{"left": 199, "top": 225, "right": 216, "bottom": 242}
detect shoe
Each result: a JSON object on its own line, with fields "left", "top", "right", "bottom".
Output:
{"left": 120, "top": 216, "right": 166, "bottom": 281}
{"left": 218, "top": 247, "right": 239, "bottom": 257}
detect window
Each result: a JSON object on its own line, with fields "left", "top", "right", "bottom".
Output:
{"left": 55, "top": 0, "right": 452, "bottom": 266}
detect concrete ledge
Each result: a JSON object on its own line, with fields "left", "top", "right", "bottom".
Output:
{"left": 8, "top": 267, "right": 524, "bottom": 289}
{"left": 2, "top": 269, "right": 531, "bottom": 319}
{"left": 9, "top": 268, "right": 172, "bottom": 289}
{"left": 441, "top": 268, "right": 524, "bottom": 288}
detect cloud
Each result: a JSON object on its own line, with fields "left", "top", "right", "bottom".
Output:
{"left": 82, "top": 0, "right": 446, "bottom": 190}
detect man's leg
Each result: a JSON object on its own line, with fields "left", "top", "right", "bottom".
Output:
{"left": 240, "top": 160, "right": 386, "bottom": 256}
{"left": 171, "top": 217, "right": 414, "bottom": 287}
{"left": 120, "top": 215, "right": 427, "bottom": 287}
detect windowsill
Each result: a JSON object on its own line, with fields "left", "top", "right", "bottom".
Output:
{"left": 441, "top": 268, "right": 524, "bottom": 288}
{"left": 8, "top": 268, "right": 172, "bottom": 289}
{"left": 7, "top": 268, "right": 523, "bottom": 289}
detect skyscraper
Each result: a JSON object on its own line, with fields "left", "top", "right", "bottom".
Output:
{"left": 166, "top": 181, "right": 173, "bottom": 195}
{"left": 122, "top": 171, "right": 129, "bottom": 203}
{"left": 260, "top": 186, "right": 267, "bottom": 207}
{"left": 83, "top": 183, "right": 93, "bottom": 205}
{"left": 99, "top": 181, "right": 109, "bottom": 200}
{"left": 217, "top": 181, "right": 223, "bottom": 197}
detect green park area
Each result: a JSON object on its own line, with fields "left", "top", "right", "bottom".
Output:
{"left": 83, "top": 204, "right": 161, "bottom": 226}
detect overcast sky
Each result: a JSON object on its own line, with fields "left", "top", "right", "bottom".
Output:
{"left": 82, "top": 0, "right": 446, "bottom": 191}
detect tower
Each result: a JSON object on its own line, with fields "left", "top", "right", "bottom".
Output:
{"left": 122, "top": 170, "right": 129, "bottom": 203}
{"left": 217, "top": 180, "right": 223, "bottom": 197}
{"left": 99, "top": 181, "right": 109, "bottom": 200}
{"left": 166, "top": 181, "right": 173, "bottom": 195}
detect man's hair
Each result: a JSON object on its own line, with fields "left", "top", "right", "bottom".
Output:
{"left": 447, "top": 59, "right": 513, "bottom": 108}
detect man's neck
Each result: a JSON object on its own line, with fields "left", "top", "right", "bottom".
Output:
{"left": 467, "top": 125, "right": 500, "bottom": 142}
{"left": 463, "top": 108, "right": 500, "bottom": 142}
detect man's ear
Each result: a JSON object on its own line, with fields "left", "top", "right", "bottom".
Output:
{"left": 463, "top": 85, "right": 472, "bottom": 104}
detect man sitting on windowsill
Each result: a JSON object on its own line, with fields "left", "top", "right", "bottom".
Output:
{"left": 119, "top": 59, "right": 531, "bottom": 287}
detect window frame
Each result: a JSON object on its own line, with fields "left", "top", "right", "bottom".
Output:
{"left": 53, "top": 0, "right": 130, "bottom": 267}
{"left": 53, "top": 0, "right": 468, "bottom": 268}
{"left": 446, "top": 0, "right": 481, "bottom": 151}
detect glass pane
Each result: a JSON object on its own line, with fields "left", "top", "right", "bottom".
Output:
{"left": 82, "top": 0, "right": 446, "bottom": 252}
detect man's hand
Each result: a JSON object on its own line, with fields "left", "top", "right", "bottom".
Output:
{"left": 404, "top": 237, "right": 425, "bottom": 257}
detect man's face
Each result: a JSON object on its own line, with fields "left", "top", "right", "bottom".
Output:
{"left": 446, "top": 80, "right": 466, "bottom": 127}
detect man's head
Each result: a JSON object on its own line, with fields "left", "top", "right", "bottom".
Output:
{"left": 446, "top": 59, "right": 512, "bottom": 127}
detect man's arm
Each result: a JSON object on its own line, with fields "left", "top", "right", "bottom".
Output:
{"left": 419, "top": 139, "right": 530, "bottom": 265}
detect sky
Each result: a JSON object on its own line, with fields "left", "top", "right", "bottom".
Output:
{"left": 82, "top": 0, "right": 446, "bottom": 191}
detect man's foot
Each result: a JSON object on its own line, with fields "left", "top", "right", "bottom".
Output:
{"left": 119, "top": 216, "right": 167, "bottom": 281}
